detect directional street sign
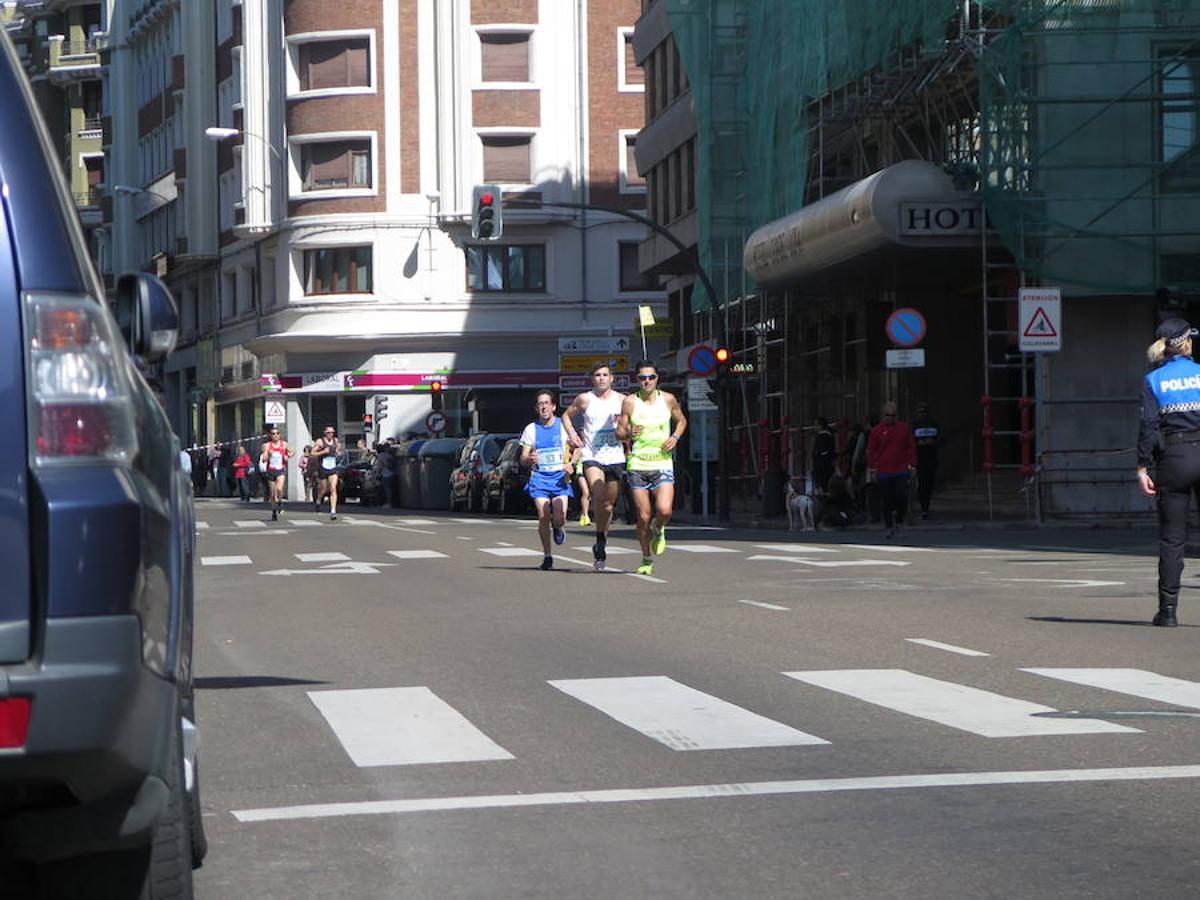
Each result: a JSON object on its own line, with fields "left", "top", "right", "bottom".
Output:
{"left": 1019, "top": 287, "right": 1061, "bottom": 352}
{"left": 558, "top": 336, "right": 632, "bottom": 354}
{"left": 559, "top": 374, "right": 631, "bottom": 391}
{"left": 559, "top": 354, "right": 630, "bottom": 374}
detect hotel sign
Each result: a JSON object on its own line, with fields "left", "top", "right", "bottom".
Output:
{"left": 898, "top": 201, "right": 983, "bottom": 236}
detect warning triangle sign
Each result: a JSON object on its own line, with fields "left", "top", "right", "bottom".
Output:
{"left": 1023, "top": 307, "right": 1057, "bottom": 338}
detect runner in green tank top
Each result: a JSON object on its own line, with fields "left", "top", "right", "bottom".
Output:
{"left": 616, "top": 360, "right": 688, "bottom": 575}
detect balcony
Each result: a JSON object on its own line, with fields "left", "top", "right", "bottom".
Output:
{"left": 78, "top": 115, "right": 103, "bottom": 139}
{"left": 48, "top": 34, "right": 104, "bottom": 83}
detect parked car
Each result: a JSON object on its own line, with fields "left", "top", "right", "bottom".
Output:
{"left": 450, "top": 432, "right": 517, "bottom": 512}
{"left": 484, "top": 438, "right": 531, "bottom": 515}
{"left": 0, "top": 32, "right": 203, "bottom": 894}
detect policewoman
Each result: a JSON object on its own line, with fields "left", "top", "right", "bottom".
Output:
{"left": 1137, "top": 317, "right": 1200, "bottom": 627}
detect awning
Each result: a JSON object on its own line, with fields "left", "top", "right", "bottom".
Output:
{"left": 743, "top": 160, "right": 981, "bottom": 287}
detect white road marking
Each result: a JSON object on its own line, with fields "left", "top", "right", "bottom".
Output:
{"left": 842, "top": 544, "right": 938, "bottom": 553}
{"left": 906, "top": 638, "right": 990, "bottom": 657}
{"left": 670, "top": 544, "right": 740, "bottom": 554}
{"left": 602, "top": 546, "right": 640, "bottom": 555}
{"left": 375, "top": 524, "right": 439, "bottom": 535}
{"left": 389, "top": 518, "right": 439, "bottom": 525}
{"left": 496, "top": 542, "right": 514, "bottom": 547}
{"left": 994, "top": 578, "right": 1124, "bottom": 588}
{"left": 753, "top": 544, "right": 837, "bottom": 553}
{"left": 216, "top": 529, "right": 292, "bottom": 536}
{"left": 232, "top": 764, "right": 1200, "bottom": 823}
{"left": 783, "top": 670, "right": 1139, "bottom": 737}
{"left": 456, "top": 536, "right": 472, "bottom": 541}
{"left": 387, "top": 550, "right": 449, "bottom": 560}
{"left": 259, "top": 561, "right": 398, "bottom": 576}
{"left": 1023, "top": 668, "right": 1200, "bottom": 709}
{"left": 451, "top": 518, "right": 493, "bottom": 524}
{"left": 747, "top": 555, "right": 910, "bottom": 568}
{"left": 739, "top": 599, "right": 790, "bottom": 611}
{"left": 308, "top": 687, "right": 513, "bottom": 767}
{"left": 233, "top": 520, "right": 267, "bottom": 528}
{"left": 627, "top": 573, "right": 667, "bottom": 584}
{"left": 290, "top": 520, "right": 321, "bottom": 527}
{"left": 201, "top": 555, "right": 253, "bottom": 566}
{"left": 296, "top": 552, "right": 351, "bottom": 563}
{"left": 195, "top": 522, "right": 209, "bottom": 530}
{"left": 480, "top": 547, "right": 544, "bottom": 557}
{"left": 549, "top": 676, "right": 828, "bottom": 751}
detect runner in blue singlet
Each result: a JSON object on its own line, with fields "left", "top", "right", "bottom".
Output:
{"left": 519, "top": 390, "right": 574, "bottom": 571}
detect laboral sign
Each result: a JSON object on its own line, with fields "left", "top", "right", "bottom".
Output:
{"left": 898, "top": 201, "right": 983, "bottom": 236}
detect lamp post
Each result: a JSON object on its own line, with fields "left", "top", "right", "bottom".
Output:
{"left": 204, "top": 126, "right": 283, "bottom": 162}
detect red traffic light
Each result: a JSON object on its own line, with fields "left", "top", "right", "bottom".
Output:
{"left": 480, "top": 193, "right": 494, "bottom": 205}
{"left": 430, "top": 380, "right": 443, "bottom": 392}
{"left": 715, "top": 347, "right": 731, "bottom": 364}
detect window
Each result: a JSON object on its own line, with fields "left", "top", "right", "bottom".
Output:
{"left": 301, "top": 140, "right": 372, "bottom": 191}
{"left": 619, "top": 242, "right": 655, "bottom": 292}
{"left": 481, "top": 136, "right": 531, "bottom": 184}
{"left": 1160, "top": 50, "right": 1200, "bottom": 187}
{"left": 300, "top": 39, "right": 370, "bottom": 91}
{"left": 480, "top": 33, "right": 529, "bottom": 82}
{"left": 618, "top": 28, "right": 643, "bottom": 92}
{"left": 620, "top": 131, "right": 645, "bottom": 193}
{"left": 466, "top": 245, "right": 545, "bottom": 292}
{"left": 304, "top": 246, "right": 373, "bottom": 295}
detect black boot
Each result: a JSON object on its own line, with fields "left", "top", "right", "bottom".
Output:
{"left": 1153, "top": 604, "right": 1179, "bottom": 627}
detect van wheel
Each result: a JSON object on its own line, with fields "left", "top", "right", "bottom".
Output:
{"left": 142, "top": 714, "right": 195, "bottom": 897}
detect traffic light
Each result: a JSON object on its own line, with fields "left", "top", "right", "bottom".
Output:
{"left": 430, "top": 379, "right": 443, "bottom": 411}
{"left": 471, "top": 184, "right": 503, "bottom": 241}
{"left": 715, "top": 346, "right": 731, "bottom": 367}
{"left": 375, "top": 397, "right": 389, "bottom": 423}
{"left": 363, "top": 413, "right": 374, "bottom": 431}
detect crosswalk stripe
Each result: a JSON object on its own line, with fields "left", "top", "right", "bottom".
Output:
{"left": 296, "top": 552, "right": 350, "bottom": 562}
{"left": 906, "top": 638, "right": 990, "bottom": 657}
{"left": 195, "top": 521, "right": 209, "bottom": 530}
{"left": 233, "top": 520, "right": 267, "bottom": 528}
{"left": 1022, "top": 668, "right": 1200, "bottom": 709}
{"left": 753, "top": 543, "right": 837, "bottom": 553}
{"left": 783, "top": 670, "right": 1139, "bottom": 737}
{"left": 308, "top": 687, "right": 513, "bottom": 767}
{"left": 387, "top": 550, "right": 449, "bottom": 560}
{"left": 200, "top": 555, "right": 252, "bottom": 566}
{"left": 670, "top": 544, "right": 740, "bottom": 554}
{"left": 290, "top": 520, "right": 321, "bottom": 527}
{"left": 549, "top": 676, "right": 828, "bottom": 750}
{"left": 747, "top": 555, "right": 909, "bottom": 568}
{"left": 480, "top": 547, "right": 543, "bottom": 557}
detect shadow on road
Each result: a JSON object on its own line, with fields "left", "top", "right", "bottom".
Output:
{"left": 1027, "top": 615, "right": 1162, "bottom": 627}
{"left": 195, "top": 675, "right": 331, "bottom": 690}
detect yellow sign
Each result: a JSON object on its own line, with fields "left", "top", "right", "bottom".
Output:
{"left": 635, "top": 317, "right": 673, "bottom": 338}
{"left": 560, "top": 354, "right": 631, "bottom": 373}
{"left": 638, "top": 305, "right": 656, "bottom": 327}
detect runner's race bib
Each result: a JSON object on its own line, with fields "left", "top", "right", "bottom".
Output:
{"left": 537, "top": 447, "right": 565, "bottom": 470}
{"left": 593, "top": 427, "right": 619, "bottom": 448}
{"left": 321, "top": 455, "right": 337, "bottom": 471}
{"left": 269, "top": 451, "right": 284, "bottom": 470}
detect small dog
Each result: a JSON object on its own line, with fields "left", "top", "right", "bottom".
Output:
{"left": 785, "top": 481, "right": 816, "bottom": 532}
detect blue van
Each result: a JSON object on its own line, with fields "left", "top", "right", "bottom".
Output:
{"left": 0, "top": 32, "right": 203, "bottom": 895}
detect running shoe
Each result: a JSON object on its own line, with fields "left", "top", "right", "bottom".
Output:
{"left": 330, "top": 512, "right": 338, "bottom": 521}
{"left": 540, "top": 556, "right": 554, "bottom": 571}
{"left": 553, "top": 526, "right": 565, "bottom": 546}
{"left": 650, "top": 521, "right": 667, "bottom": 556}
{"left": 635, "top": 559, "right": 654, "bottom": 576}
{"left": 270, "top": 510, "right": 278, "bottom": 522}
{"left": 579, "top": 513, "right": 591, "bottom": 527}
{"left": 592, "top": 534, "right": 607, "bottom": 571}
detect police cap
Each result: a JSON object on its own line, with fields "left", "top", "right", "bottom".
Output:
{"left": 1157, "top": 317, "right": 1198, "bottom": 347}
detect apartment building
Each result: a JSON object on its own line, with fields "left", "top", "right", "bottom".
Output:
{"left": 104, "top": 0, "right": 660, "bottom": 498}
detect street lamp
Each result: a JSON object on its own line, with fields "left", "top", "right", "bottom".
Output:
{"left": 111, "top": 184, "right": 173, "bottom": 202}
{"left": 204, "top": 126, "right": 283, "bottom": 162}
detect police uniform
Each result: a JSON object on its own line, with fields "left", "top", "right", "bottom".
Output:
{"left": 1137, "top": 317, "right": 1200, "bottom": 626}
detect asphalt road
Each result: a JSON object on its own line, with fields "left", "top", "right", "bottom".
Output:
{"left": 189, "top": 498, "right": 1200, "bottom": 899}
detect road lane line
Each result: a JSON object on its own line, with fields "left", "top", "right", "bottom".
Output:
{"left": 752, "top": 544, "right": 837, "bottom": 553}
{"left": 1022, "top": 668, "right": 1200, "bottom": 709}
{"left": 548, "top": 675, "right": 828, "bottom": 751}
{"left": 217, "top": 529, "right": 291, "bottom": 536}
{"left": 195, "top": 522, "right": 209, "bottom": 530}
{"left": 906, "top": 638, "right": 990, "bottom": 657}
{"left": 994, "top": 578, "right": 1124, "bottom": 588}
{"left": 296, "top": 552, "right": 351, "bottom": 562}
{"left": 669, "top": 544, "right": 740, "bottom": 554}
{"left": 231, "top": 764, "right": 1200, "bottom": 823}
{"left": 233, "top": 520, "right": 267, "bottom": 528}
{"left": 201, "top": 555, "right": 253, "bottom": 566}
{"left": 387, "top": 550, "right": 449, "bottom": 560}
{"left": 783, "top": 670, "right": 1139, "bottom": 737}
{"left": 739, "top": 599, "right": 790, "bottom": 611}
{"left": 747, "top": 555, "right": 909, "bottom": 568}
{"left": 480, "top": 547, "right": 543, "bottom": 557}
{"left": 308, "top": 687, "right": 513, "bottom": 767}
{"left": 627, "top": 573, "right": 667, "bottom": 584}
{"left": 841, "top": 544, "right": 938, "bottom": 553}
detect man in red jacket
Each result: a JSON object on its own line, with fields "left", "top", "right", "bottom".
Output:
{"left": 867, "top": 401, "right": 917, "bottom": 538}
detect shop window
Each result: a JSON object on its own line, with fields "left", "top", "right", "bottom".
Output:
{"left": 466, "top": 244, "right": 545, "bottom": 292}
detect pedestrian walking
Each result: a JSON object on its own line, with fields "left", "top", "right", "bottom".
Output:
{"left": 561, "top": 363, "right": 627, "bottom": 571}
{"left": 912, "top": 403, "right": 941, "bottom": 519}
{"left": 866, "top": 401, "right": 916, "bottom": 538}
{"left": 232, "top": 445, "right": 253, "bottom": 502}
{"left": 519, "top": 391, "right": 573, "bottom": 570}
{"left": 1136, "top": 317, "right": 1200, "bottom": 627}
{"left": 259, "top": 427, "right": 293, "bottom": 520}
{"left": 298, "top": 445, "right": 313, "bottom": 503}
{"left": 617, "top": 360, "right": 687, "bottom": 576}
{"left": 811, "top": 416, "right": 836, "bottom": 495}
{"left": 311, "top": 426, "right": 344, "bottom": 520}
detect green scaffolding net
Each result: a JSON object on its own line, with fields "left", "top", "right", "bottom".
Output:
{"left": 667, "top": 0, "right": 1200, "bottom": 303}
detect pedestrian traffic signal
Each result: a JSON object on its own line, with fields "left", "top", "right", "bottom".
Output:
{"left": 363, "top": 413, "right": 374, "bottom": 430}
{"left": 375, "top": 397, "right": 389, "bottom": 423}
{"left": 430, "top": 380, "right": 443, "bottom": 411}
{"left": 471, "top": 184, "right": 503, "bottom": 241}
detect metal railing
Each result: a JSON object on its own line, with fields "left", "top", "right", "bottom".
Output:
{"left": 73, "top": 189, "right": 101, "bottom": 208}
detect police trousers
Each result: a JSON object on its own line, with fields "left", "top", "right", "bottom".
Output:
{"left": 1155, "top": 437, "right": 1200, "bottom": 606}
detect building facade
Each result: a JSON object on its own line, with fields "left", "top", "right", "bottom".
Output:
{"left": 106, "top": 0, "right": 661, "bottom": 498}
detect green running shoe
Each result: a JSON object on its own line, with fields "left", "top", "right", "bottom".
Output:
{"left": 635, "top": 558, "right": 654, "bottom": 575}
{"left": 650, "top": 521, "right": 667, "bottom": 556}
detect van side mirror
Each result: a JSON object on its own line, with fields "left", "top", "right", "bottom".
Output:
{"left": 114, "top": 273, "right": 179, "bottom": 363}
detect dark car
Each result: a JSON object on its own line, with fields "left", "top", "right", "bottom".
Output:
{"left": 483, "top": 438, "right": 530, "bottom": 515}
{"left": 450, "top": 432, "right": 517, "bottom": 513}
{"left": 0, "top": 33, "right": 203, "bottom": 894}
{"left": 338, "top": 447, "right": 374, "bottom": 501}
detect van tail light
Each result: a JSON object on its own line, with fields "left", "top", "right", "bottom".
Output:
{"left": 0, "top": 697, "right": 31, "bottom": 748}
{"left": 24, "top": 294, "right": 138, "bottom": 467}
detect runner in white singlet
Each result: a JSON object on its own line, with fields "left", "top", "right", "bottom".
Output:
{"left": 562, "top": 363, "right": 627, "bottom": 570}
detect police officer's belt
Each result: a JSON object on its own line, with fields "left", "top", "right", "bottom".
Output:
{"left": 1164, "top": 430, "right": 1200, "bottom": 445}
